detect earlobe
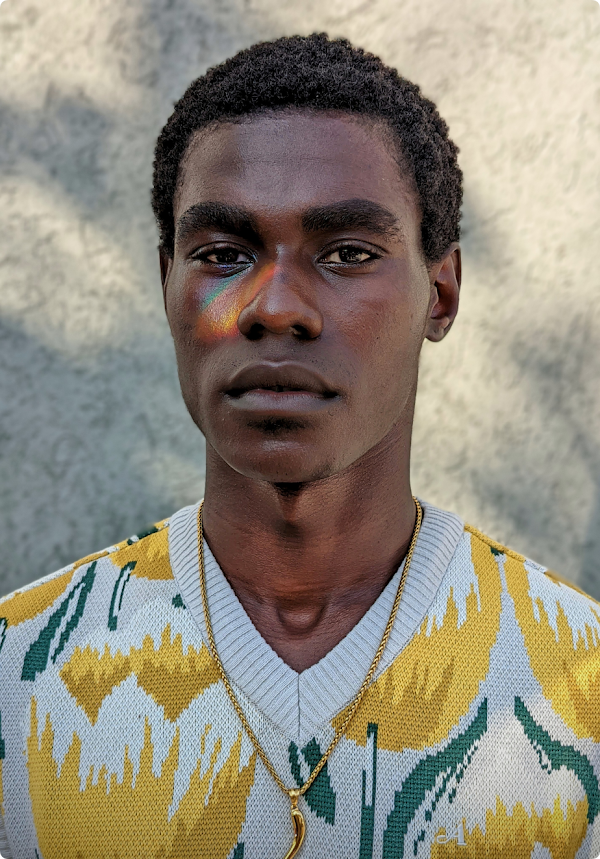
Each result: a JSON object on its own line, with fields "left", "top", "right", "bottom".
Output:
{"left": 427, "top": 314, "right": 451, "bottom": 342}
{"left": 425, "top": 244, "right": 461, "bottom": 343}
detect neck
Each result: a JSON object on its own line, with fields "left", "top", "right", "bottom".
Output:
{"left": 202, "top": 423, "right": 416, "bottom": 671}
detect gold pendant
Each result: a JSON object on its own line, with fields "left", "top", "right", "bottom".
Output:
{"left": 283, "top": 790, "right": 306, "bottom": 859}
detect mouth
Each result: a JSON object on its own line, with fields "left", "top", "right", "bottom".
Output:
{"left": 224, "top": 363, "right": 339, "bottom": 414}
{"left": 228, "top": 384, "right": 335, "bottom": 396}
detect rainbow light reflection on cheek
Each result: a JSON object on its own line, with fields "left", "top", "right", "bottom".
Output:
{"left": 195, "top": 263, "right": 276, "bottom": 342}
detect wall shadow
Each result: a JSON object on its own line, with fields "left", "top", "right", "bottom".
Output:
{"left": 0, "top": 0, "right": 269, "bottom": 593}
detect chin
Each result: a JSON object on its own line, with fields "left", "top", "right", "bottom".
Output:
{"left": 221, "top": 440, "right": 339, "bottom": 485}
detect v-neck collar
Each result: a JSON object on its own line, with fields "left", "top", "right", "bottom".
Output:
{"left": 169, "top": 499, "right": 464, "bottom": 743}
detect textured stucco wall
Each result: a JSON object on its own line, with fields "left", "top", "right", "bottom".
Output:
{"left": 0, "top": 0, "right": 599, "bottom": 598}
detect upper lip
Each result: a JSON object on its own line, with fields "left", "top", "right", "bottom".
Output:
{"left": 225, "top": 363, "right": 338, "bottom": 398}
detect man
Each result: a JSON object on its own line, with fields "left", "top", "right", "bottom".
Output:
{"left": 0, "top": 33, "right": 599, "bottom": 859}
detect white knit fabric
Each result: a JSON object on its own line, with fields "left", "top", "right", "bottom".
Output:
{"left": 2, "top": 500, "right": 600, "bottom": 858}
{"left": 169, "top": 500, "right": 465, "bottom": 743}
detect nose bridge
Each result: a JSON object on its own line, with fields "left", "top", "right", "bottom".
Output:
{"left": 256, "top": 257, "right": 302, "bottom": 306}
{"left": 237, "top": 256, "right": 322, "bottom": 339}
{"left": 251, "top": 260, "right": 281, "bottom": 301}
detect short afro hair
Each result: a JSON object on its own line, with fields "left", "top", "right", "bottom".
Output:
{"left": 152, "top": 33, "right": 462, "bottom": 263}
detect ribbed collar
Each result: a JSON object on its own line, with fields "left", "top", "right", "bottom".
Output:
{"left": 169, "top": 499, "right": 464, "bottom": 743}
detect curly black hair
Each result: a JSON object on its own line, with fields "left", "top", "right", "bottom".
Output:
{"left": 152, "top": 33, "right": 462, "bottom": 263}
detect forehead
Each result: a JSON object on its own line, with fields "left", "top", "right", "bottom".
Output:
{"left": 174, "top": 112, "right": 418, "bottom": 228}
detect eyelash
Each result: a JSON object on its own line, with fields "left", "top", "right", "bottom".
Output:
{"left": 320, "top": 245, "right": 380, "bottom": 265}
{"left": 190, "top": 243, "right": 381, "bottom": 268}
{"left": 191, "top": 245, "right": 254, "bottom": 266}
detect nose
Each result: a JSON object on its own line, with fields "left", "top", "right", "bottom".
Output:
{"left": 236, "top": 263, "right": 323, "bottom": 341}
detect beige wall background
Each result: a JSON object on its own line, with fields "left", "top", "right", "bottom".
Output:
{"left": 0, "top": 0, "right": 599, "bottom": 598}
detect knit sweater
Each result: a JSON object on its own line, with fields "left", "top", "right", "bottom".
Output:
{"left": 1, "top": 500, "right": 599, "bottom": 859}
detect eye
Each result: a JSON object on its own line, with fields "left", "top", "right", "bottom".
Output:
{"left": 190, "top": 244, "right": 254, "bottom": 266}
{"left": 321, "top": 246, "right": 377, "bottom": 265}
{"left": 202, "top": 248, "right": 252, "bottom": 265}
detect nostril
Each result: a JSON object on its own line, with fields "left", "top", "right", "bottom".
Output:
{"left": 291, "top": 324, "right": 313, "bottom": 340}
{"left": 246, "top": 323, "right": 265, "bottom": 341}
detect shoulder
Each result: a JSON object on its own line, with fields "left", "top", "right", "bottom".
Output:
{"left": 0, "top": 518, "right": 172, "bottom": 634}
{"left": 465, "top": 523, "right": 600, "bottom": 744}
{"left": 464, "top": 521, "right": 600, "bottom": 609}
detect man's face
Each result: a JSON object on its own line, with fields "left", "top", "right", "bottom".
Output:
{"left": 162, "top": 112, "right": 458, "bottom": 484}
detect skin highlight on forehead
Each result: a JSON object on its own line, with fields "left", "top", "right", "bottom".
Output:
{"left": 195, "top": 262, "right": 277, "bottom": 342}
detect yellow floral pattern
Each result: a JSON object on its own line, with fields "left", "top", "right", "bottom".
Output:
{"left": 61, "top": 624, "right": 220, "bottom": 724}
{"left": 334, "top": 531, "right": 502, "bottom": 751}
{"left": 431, "top": 796, "right": 588, "bottom": 859}
{"left": 505, "top": 553, "right": 600, "bottom": 740}
{"left": 27, "top": 698, "right": 256, "bottom": 859}
{"left": 108, "top": 523, "right": 173, "bottom": 580}
{"left": 0, "top": 569, "right": 75, "bottom": 628}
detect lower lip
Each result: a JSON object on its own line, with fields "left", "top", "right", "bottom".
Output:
{"left": 225, "top": 389, "right": 338, "bottom": 414}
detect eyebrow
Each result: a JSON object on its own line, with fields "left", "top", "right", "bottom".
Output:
{"left": 302, "top": 199, "right": 402, "bottom": 239}
{"left": 175, "top": 197, "right": 402, "bottom": 247}
{"left": 175, "top": 202, "right": 261, "bottom": 246}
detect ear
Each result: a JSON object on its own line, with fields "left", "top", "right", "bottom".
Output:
{"left": 425, "top": 243, "right": 461, "bottom": 343}
{"left": 159, "top": 247, "right": 173, "bottom": 312}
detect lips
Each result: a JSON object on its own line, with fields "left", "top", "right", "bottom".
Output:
{"left": 223, "top": 363, "right": 339, "bottom": 415}
{"left": 225, "top": 363, "right": 337, "bottom": 399}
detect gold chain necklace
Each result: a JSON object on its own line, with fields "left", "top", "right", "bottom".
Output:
{"left": 197, "top": 498, "right": 422, "bottom": 859}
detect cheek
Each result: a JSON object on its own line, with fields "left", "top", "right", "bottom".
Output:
{"left": 192, "top": 263, "right": 276, "bottom": 343}
{"left": 350, "top": 286, "right": 428, "bottom": 394}
{"left": 195, "top": 275, "right": 245, "bottom": 341}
